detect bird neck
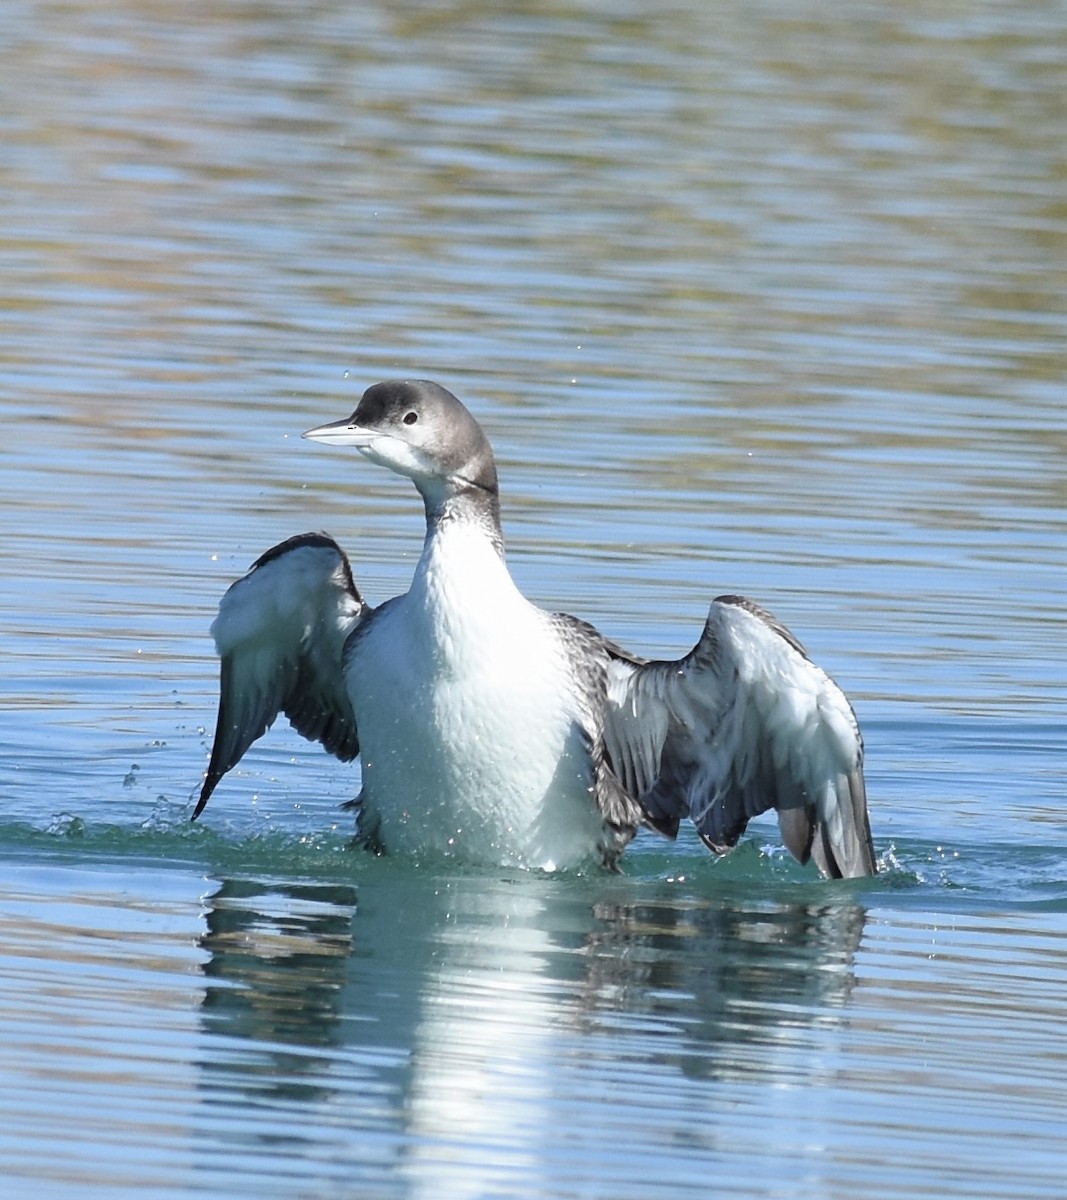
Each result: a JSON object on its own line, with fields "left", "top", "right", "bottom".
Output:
{"left": 410, "top": 498, "right": 523, "bottom": 649}
{"left": 421, "top": 481, "right": 505, "bottom": 560}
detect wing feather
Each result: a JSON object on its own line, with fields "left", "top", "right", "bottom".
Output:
{"left": 194, "top": 533, "right": 368, "bottom": 817}
{"left": 604, "top": 595, "right": 876, "bottom": 878}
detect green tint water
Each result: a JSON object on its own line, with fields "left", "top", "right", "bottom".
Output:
{"left": 2, "top": 827, "right": 1064, "bottom": 1199}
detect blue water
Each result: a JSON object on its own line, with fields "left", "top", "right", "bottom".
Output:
{"left": 1, "top": 0, "right": 1066, "bottom": 1196}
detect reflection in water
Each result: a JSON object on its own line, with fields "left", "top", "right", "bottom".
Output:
{"left": 579, "top": 897, "right": 866, "bottom": 1076}
{"left": 401, "top": 884, "right": 868, "bottom": 1198}
{"left": 199, "top": 879, "right": 359, "bottom": 1106}
{"left": 195, "top": 871, "right": 867, "bottom": 1193}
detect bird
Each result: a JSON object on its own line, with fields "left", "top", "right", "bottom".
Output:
{"left": 195, "top": 379, "right": 876, "bottom": 878}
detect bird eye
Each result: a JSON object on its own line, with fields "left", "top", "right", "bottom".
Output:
{"left": 402, "top": 411, "right": 418, "bottom": 426}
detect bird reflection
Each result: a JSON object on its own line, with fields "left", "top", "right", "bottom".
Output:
{"left": 576, "top": 896, "right": 867, "bottom": 1081}
{"left": 198, "top": 878, "right": 359, "bottom": 1106}
{"left": 194, "top": 869, "right": 868, "bottom": 1180}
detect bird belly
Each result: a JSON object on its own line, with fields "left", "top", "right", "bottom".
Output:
{"left": 347, "top": 600, "right": 606, "bottom": 870}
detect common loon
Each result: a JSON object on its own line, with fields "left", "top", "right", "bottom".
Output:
{"left": 196, "top": 379, "right": 876, "bottom": 877}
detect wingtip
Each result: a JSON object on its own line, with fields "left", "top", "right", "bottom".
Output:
{"left": 191, "top": 776, "right": 216, "bottom": 822}
{"left": 809, "top": 797, "right": 878, "bottom": 879}
{"left": 777, "top": 805, "right": 816, "bottom": 866}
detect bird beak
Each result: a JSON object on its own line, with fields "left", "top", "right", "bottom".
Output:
{"left": 302, "top": 417, "right": 377, "bottom": 447}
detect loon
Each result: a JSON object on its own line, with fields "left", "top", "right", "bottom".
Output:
{"left": 195, "top": 379, "right": 876, "bottom": 877}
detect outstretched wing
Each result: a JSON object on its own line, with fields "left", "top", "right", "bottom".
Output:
{"left": 194, "top": 533, "right": 368, "bottom": 818}
{"left": 603, "top": 595, "right": 876, "bottom": 878}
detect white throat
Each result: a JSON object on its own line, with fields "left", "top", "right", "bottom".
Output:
{"left": 413, "top": 519, "right": 514, "bottom": 641}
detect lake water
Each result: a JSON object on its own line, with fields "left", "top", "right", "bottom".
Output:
{"left": 1, "top": 0, "right": 1066, "bottom": 1196}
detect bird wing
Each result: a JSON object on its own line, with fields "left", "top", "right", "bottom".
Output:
{"left": 602, "top": 595, "right": 876, "bottom": 878}
{"left": 194, "top": 533, "right": 368, "bottom": 817}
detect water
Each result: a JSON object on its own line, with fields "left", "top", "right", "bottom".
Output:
{"left": 1, "top": 0, "right": 1065, "bottom": 1195}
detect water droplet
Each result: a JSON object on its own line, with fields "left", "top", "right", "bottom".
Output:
{"left": 47, "top": 813, "right": 86, "bottom": 838}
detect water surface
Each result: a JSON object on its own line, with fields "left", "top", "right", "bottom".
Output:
{"left": 1, "top": 1, "right": 1065, "bottom": 1196}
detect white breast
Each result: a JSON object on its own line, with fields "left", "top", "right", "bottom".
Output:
{"left": 346, "top": 522, "right": 606, "bottom": 870}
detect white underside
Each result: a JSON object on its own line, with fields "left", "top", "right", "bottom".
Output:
{"left": 346, "top": 522, "right": 606, "bottom": 870}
